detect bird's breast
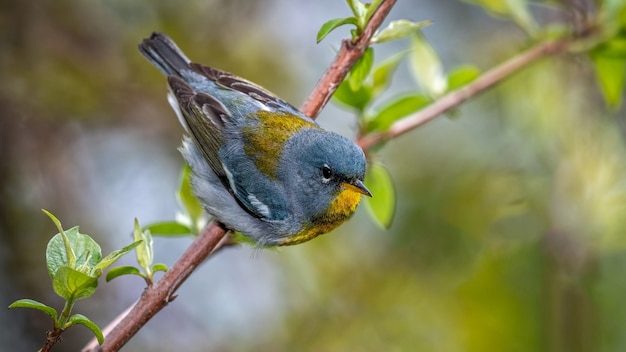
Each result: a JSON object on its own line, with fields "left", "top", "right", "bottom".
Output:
{"left": 278, "top": 187, "right": 363, "bottom": 245}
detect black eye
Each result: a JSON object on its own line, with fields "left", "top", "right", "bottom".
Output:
{"left": 321, "top": 164, "right": 333, "bottom": 181}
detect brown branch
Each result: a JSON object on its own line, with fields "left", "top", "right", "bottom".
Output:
{"left": 300, "top": 0, "right": 397, "bottom": 117}
{"left": 89, "top": 222, "right": 230, "bottom": 351}
{"left": 42, "top": 328, "right": 63, "bottom": 352}
{"left": 84, "top": 2, "right": 398, "bottom": 351}
{"left": 357, "top": 39, "right": 570, "bottom": 151}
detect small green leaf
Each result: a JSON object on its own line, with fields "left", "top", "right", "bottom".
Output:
{"left": 67, "top": 314, "right": 104, "bottom": 344}
{"left": 347, "top": 0, "right": 367, "bottom": 28}
{"left": 43, "top": 209, "right": 76, "bottom": 269}
{"left": 366, "top": 94, "right": 431, "bottom": 132}
{"left": 364, "top": 164, "right": 396, "bottom": 229}
{"left": 145, "top": 221, "right": 193, "bottom": 237}
{"left": 594, "top": 37, "right": 626, "bottom": 59}
{"left": 152, "top": 263, "right": 169, "bottom": 273}
{"left": 47, "top": 226, "right": 102, "bottom": 277}
{"left": 53, "top": 266, "right": 98, "bottom": 301}
{"left": 463, "top": 0, "right": 537, "bottom": 35}
{"left": 105, "top": 266, "right": 143, "bottom": 282}
{"left": 372, "top": 51, "right": 408, "bottom": 96}
{"left": 591, "top": 51, "right": 626, "bottom": 109}
{"left": 364, "top": 0, "right": 384, "bottom": 24}
{"left": 134, "top": 219, "right": 153, "bottom": 272}
{"left": 409, "top": 32, "right": 447, "bottom": 97}
{"left": 333, "top": 78, "right": 372, "bottom": 112}
{"left": 231, "top": 231, "right": 258, "bottom": 245}
{"left": 349, "top": 47, "right": 374, "bottom": 91}
{"left": 9, "top": 299, "right": 58, "bottom": 321}
{"left": 446, "top": 65, "right": 481, "bottom": 91}
{"left": 177, "top": 165, "right": 204, "bottom": 229}
{"left": 94, "top": 240, "right": 142, "bottom": 275}
{"left": 371, "top": 19, "right": 432, "bottom": 44}
{"left": 317, "top": 17, "right": 359, "bottom": 43}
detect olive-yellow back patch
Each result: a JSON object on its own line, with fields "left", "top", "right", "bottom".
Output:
{"left": 242, "top": 111, "right": 317, "bottom": 179}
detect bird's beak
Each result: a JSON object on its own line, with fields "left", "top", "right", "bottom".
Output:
{"left": 343, "top": 179, "right": 372, "bottom": 197}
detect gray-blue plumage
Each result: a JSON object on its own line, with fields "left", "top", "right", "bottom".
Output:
{"left": 139, "top": 32, "right": 370, "bottom": 246}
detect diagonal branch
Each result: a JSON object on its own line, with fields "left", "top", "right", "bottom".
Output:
{"left": 85, "top": 1, "right": 397, "bottom": 351}
{"left": 300, "top": 0, "right": 397, "bottom": 117}
{"left": 357, "top": 39, "right": 570, "bottom": 151}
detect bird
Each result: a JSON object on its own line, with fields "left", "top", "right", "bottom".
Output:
{"left": 138, "top": 32, "right": 371, "bottom": 246}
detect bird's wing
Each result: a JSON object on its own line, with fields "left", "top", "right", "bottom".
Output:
{"left": 168, "top": 76, "right": 229, "bottom": 182}
{"left": 168, "top": 75, "right": 294, "bottom": 221}
{"left": 190, "top": 63, "right": 310, "bottom": 119}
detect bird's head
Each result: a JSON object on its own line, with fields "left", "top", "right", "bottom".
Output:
{"left": 278, "top": 128, "right": 371, "bottom": 243}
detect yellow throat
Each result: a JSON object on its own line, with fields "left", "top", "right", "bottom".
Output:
{"left": 279, "top": 185, "right": 363, "bottom": 246}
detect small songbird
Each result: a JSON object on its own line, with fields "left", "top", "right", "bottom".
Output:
{"left": 139, "top": 32, "right": 371, "bottom": 246}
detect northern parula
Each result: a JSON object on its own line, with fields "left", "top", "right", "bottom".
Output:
{"left": 139, "top": 32, "right": 371, "bottom": 246}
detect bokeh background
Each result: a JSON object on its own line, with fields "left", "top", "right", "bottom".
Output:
{"left": 2, "top": 0, "right": 626, "bottom": 351}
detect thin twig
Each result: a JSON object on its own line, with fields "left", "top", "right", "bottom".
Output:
{"left": 41, "top": 328, "right": 63, "bottom": 352}
{"left": 357, "top": 39, "right": 570, "bottom": 151}
{"left": 81, "top": 301, "right": 135, "bottom": 352}
{"left": 90, "top": 222, "right": 230, "bottom": 351}
{"left": 84, "top": 2, "right": 398, "bottom": 351}
{"left": 300, "top": 0, "right": 397, "bottom": 117}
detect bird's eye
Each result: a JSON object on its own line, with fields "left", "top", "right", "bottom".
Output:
{"left": 321, "top": 164, "right": 333, "bottom": 182}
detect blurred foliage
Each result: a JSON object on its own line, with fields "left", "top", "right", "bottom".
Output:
{"left": 2, "top": 0, "right": 626, "bottom": 352}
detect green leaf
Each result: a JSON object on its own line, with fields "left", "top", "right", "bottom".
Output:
{"left": 446, "top": 65, "right": 481, "bottom": 91}
{"left": 594, "top": 37, "right": 626, "bottom": 59}
{"left": 231, "top": 231, "right": 258, "bottom": 246}
{"left": 177, "top": 165, "right": 204, "bottom": 230}
{"left": 591, "top": 52, "right": 626, "bottom": 109}
{"left": 9, "top": 299, "right": 58, "bottom": 321}
{"left": 43, "top": 209, "right": 76, "bottom": 269}
{"left": 145, "top": 221, "right": 193, "bottom": 237}
{"left": 372, "top": 51, "right": 408, "bottom": 97}
{"left": 94, "top": 239, "right": 142, "bottom": 275}
{"left": 371, "top": 19, "right": 432, "bottom": 44}
{"left": 349, "top": 47, "right": 374, "bottom": 91}
{"left": 364, "top": 164, "right": 396, "bottom": 229}
{"left": 463, "top": 0, "right": 537, "bottom": 35}
{"left": 317, "top": 17, "right": 359, "bottom": 43}
{"left": 364, "top": 0, "right": 384, "bottom": 24}
{"left": 47, "top": 226, "right": 102, "bottom": 278}
{"left": 67, "top": 314, "right": 104, "bottom": 344}
{"left": 105, "top": 266, "right": 143, "bottom": 282}
{"left": 152, "top": 263, "right": 168, "bottom": 273}
{"left": 333, "top": 78, "right": 372, "bottom": 112}
{"left": 366, "top": 94, "right": 431, "bottom": 132}
{"left": 134, "top": 218, "right": 153, "bottom": 272}
{"left": 409, "top": 32, "right": 447, "bottom": 97}
{"left": 347, "top": 0, "right": 367, "bottom": 28}
{"left": 53, "top": 266, "right": 98, "bottom": 301}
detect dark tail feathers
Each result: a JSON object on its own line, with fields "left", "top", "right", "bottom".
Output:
{"left": 138, "top": 32, "right": 191, "bottom": 76}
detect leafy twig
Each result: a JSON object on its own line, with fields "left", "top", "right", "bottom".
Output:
{"left": 300, "top": 0, "right": 397, "bottom": 118}
{"left": 86, "top": 221, "right": 231, "bottom": 351}
{"left": 357, "top": 39, "right": 570, "bottom": 151}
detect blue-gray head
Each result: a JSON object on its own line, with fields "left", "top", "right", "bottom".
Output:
{"left": 278, "top": 128, "right": 371, "bottom": 225}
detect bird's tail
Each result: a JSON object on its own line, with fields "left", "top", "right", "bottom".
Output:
{"left": 138, "top": 32, "right": 191, "bottom": 76}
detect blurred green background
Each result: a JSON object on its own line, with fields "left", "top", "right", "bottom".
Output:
{"left": 2, "top": 0, "right": 626, "bottom": 351}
